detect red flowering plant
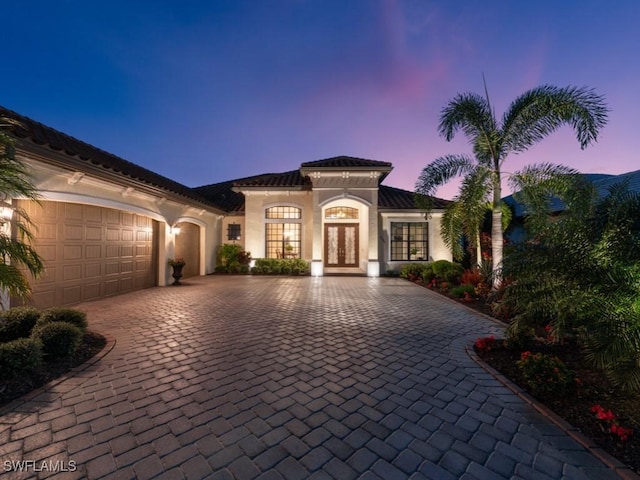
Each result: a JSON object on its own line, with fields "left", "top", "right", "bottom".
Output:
{"left": 591, "top": 404, "right": 633, "bottom": 443}
{"left": 516, "top": 351, "right": 576, "bottom": 398}
{"left": 474, "top": 335, "right": 497, "bottom": 353}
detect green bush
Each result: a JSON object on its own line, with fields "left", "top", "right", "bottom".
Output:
{"left": 251, "top": 258, "right": 310, "bottom": 275}
{"left": 0, "top": 337, "right": 43, "bottom": 380}
{"left": 216, "top": 244, "right": 251, "bottom": 273}
{"left": 450, "top": 283, "right": 476, "bottom": 299}
{"left": 32, "top": 322, "right": 83, "bottom": 359}
{"left": 0, "top": 306, "right": 41, "bottom": 342}
{"left": 431, "top": 260, "right": 464, "bottom": 283}
{"left": 400, "top": 263, "right": 424, "bottom": 280}
{"left": 516, "top": 351, "right": 575, "bottom": 398}
{"left": 420, "top": 263, "right": 435, "bottom": 282}
{"left": 37, "top": 307, "right": 88, "bottom": 332}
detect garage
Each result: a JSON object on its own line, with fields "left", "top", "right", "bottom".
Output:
{"left": 174, "top": 221, "right": 200, "bottom": 279}
{"left": 18, "top": 200, "right": 158, "bottom": 308}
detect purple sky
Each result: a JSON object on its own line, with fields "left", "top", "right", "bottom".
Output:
{"left": 2, "top": 1, "right": 638, "bottom": 199}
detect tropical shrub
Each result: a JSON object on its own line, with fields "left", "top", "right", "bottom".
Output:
{"left": 37, "top": 307, "right": 88, "bottom": 332}
{"left": 0, "top": 306, "right": 40, "bottom": 342}
{"left": 216, "top": 243, "right": 251, "bottom": 273}
{"left": 450, "top": 283, "right": 476, "bottom": 299}
{"left": 400, "top": 263, "right": 424, "bottom": 281}
{"left": 517, "top": 351, "right": 576, "bottom": 398}
{"left": 502, "top": 181, "right": 640, "bottom": 391}
{"left": 32, "top": 322, "right": 83, "bottom": 359}
{"left": 430, "top": 260, "right": 464, "bottom": 283}
{"left": 460, "top": 268, "right": 484, "bottom": 287}
{"left": 0, "top": 337, "right": 42, "bottom": 380}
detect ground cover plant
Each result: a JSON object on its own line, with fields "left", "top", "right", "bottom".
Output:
{"left": 0, "top": 306, "right": 105, "bottom": 407}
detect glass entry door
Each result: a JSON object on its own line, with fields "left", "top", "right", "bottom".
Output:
{"left": 324, "top": 223, "right": 359, "bottom": 267}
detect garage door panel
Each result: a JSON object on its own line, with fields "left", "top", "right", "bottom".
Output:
{"left": 64, "top": 225, "right": 83, "bottom": 240}
{"left": 62, "top": 286, "right": 82, "bottom": 305}
{"left": 64, "top": 204, "right": 83, "bottom": 220}
{"left": 84, "top": 263, "right": 101, "bottom": 278}
{"left": 85, "top": 245, "right": 101, "bottom": 258}
{"left": 83, "top": 283, "right": 101, "bottom": 300}
{"left": 84, "top": 206, "right": 102, "bottom": 222}
{"left": 63, "top": 265, "right": 82, "bottom": 281}
{"left": 122, "top": 213, "right": 134, "bottom": 226}
{"left": 86, "top": 226, "right": 102, "bottom": 240}
{"left": 17, "top": 201, "right": 158, "bottom": 308}
{"left": 64, "top": 246, "right": 82, "bottom": 260}
{"left": 38, "top": 223, "right": 58, "bottom": 240}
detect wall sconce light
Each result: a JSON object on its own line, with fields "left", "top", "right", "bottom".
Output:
{"left": 170, "top": 225, "right": 181, "bottom": 235}
{"left": 0, "top": 204, "right": 14, "bottom": 225}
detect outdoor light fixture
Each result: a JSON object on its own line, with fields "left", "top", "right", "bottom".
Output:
{"left": 0, "top": 203, "right": 14, "bottom": 225}
{"left": 170, "top": 225, "right": 181, "bottom": 235}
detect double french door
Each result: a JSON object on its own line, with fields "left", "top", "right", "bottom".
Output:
{"left": 324, "top": 223, "right": 359, "bottom": 267}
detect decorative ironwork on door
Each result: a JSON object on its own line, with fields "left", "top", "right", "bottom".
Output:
{"left": 324, "top": 224, "right": 358, "bottom": 267}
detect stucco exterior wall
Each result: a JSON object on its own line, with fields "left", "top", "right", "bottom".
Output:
{"left": 241, "top": 191, "right": 313, "bottom": 259}
{"left": 19, "top": 152, "right": 223, "bottom": 285}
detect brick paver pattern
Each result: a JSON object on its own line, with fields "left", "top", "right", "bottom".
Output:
{"left": 0, "top": 276, "right": 622, "bottom": 479}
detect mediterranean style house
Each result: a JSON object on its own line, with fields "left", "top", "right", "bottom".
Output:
{"left": 0, "top": 106, "right": 451, "bottom": 308}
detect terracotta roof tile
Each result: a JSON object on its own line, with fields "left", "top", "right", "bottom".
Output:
{"left": 300, "top": 156, "right": 392, "bottom": 169}
{"left": 378, "top": 185, "right": 450, "bottom": 210}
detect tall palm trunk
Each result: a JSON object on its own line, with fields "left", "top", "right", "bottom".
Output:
{"left": 491, "top": 169, "right": 503, "bottom": 288}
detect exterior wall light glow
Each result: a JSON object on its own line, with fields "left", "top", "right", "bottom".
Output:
{"left": 170, "top": 225, "right": 181, "bottom": 235}
{"left": 0, "top": 205, "right": 14, "bottom": 225}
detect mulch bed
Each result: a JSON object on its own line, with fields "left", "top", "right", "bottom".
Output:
{"left": 0, "top": 331, "right": 106, "bottom": 408}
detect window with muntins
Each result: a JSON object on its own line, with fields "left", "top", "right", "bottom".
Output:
{"left": 265, "top": 206, "right": 302, "bottom": 258}
{"left": 390, "top": 222, "right": 428, "bottom": 261}
{"left": 325, "top": 206, "right": 358, "bottom": 219}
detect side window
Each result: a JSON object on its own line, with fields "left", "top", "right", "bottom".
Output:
{"left": 390, "top": 222, "right": 428, "bottom": 261}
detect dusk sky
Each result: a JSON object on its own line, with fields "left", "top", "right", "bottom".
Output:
{"left": 1, "top": 1, "right": 638, "bottom": 199}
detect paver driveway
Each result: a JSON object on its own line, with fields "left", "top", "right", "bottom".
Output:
{"left": 0, "top": 276, "right": 626, "bottom": 479}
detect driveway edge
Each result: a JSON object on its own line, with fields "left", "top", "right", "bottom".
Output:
{"left": 466, "top": 343, "right": 640, "bottom": 480}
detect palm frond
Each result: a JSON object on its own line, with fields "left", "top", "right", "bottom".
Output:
{"left": 415, "top": 154, "right": 475, "bottom": 212}
{"left": 502, "top": 85, "right": 609, "bottom": 153}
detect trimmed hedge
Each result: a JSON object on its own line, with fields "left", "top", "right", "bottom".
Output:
{"left": 32, "top": 322, "right": 83, "bottom": 359}
{"left": 0, "top": 337, "right": 43, "bottom": 380}
{"left": 0, "top": 306, "right": 41, "bottom": 342}
{"left": 251, "top": 258, "right": 310, "bottom": 275}
{"left": 37, "top": 307, "right": 88, "bottom": 332}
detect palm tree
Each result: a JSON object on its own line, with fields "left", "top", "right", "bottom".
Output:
{"left": 0, "top": 116, "right": 44, "bottom": 305}
{"left": 416, "top": 84, "right": 608, "bottom": 287}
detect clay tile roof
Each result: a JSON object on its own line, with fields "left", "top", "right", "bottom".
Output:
{"left": 300, "top": 155, "right": 392, "bottom": 169}
{"left": 232, "top": 170, "right": 311, "bottom": 188}
{"left": 193, "top": 179, "right": 246, "bottom": 213}
{"left": 0, "top": 106, "right": 222, "bottom": 210}
{"left": 378, "top": 185, "right": 450, "bottom": 210}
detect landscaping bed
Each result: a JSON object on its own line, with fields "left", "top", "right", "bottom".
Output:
{"left": 0, "top": 331, "right": 106, "bottom": 408}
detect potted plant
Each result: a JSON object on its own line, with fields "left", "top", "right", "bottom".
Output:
{"left": 168, "top": 258, "right": 186, "bottom": 285}
{"left": 410, "top": 247, "right": 420, "bottom": 260}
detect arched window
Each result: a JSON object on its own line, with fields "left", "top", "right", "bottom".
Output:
{"left": 325, "top": 206, "right": 358, "bottom": 219}
{"left": 265, "top": 206, "right": 302, "bottom": 258}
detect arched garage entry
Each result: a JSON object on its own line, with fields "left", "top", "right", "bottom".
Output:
{"left": 16, "top": 200, "right": 158, "bottom": 308}
{"left": 174, "top": 221, "right": 200, "bottom": 279}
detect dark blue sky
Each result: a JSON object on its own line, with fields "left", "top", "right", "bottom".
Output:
{"left": 2, "top": 1, "right": 638, "bottom": 198}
